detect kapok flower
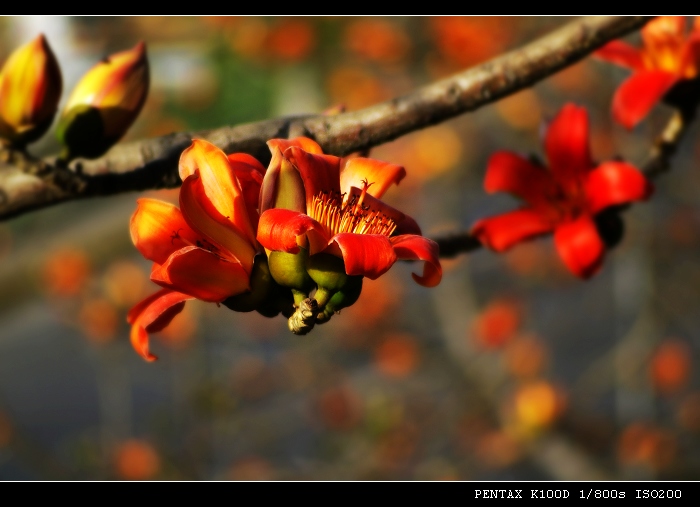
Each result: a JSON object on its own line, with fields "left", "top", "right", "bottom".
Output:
{"left": 471, "top": 103, "right": 653, "bottom": 279}
{"left": 595, "top": 16, "right": 700, "bottom": 129}
{"left": 56, "top": 41, "right": 149, "bottom": 161}
{"left": 128, "top": 139, "right": 276, "bottom": 361}
{"left": 0, "top": 34, "right": 62, "bottom": 147}
{"left": 257, "top": 137, "right": 442, "bottom": 334}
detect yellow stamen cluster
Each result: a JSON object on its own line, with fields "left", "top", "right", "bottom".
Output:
{"left": 309, "top": 186, "right": 397, "bottom": 237}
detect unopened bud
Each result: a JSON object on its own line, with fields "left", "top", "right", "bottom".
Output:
{"left": 0, "top": 34, "right": 62, "bottom": 147}
{"left": 56, "top": 41, "right": 149, "bottom": 160}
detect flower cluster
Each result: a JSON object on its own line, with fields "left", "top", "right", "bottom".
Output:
{"left": 0, "top": 34, "right": 148, "bottom": 160}
{"left": 128, "top": 138, "right": 442, "bottom": 360}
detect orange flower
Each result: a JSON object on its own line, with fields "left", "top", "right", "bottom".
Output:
{"left": 0, "top": 34, "right": 62, "bottom": 146}
{"left": 56, "top": 41, "right": 149, "bottom": 160}
{"left": 595, "top": 16, "right": 700, "bottom": 129}
{"left": 256, "top": 137, "right": 442, "bottom": 332}
{"left": 127, "top": 139, "right": 268, "bottom": 361}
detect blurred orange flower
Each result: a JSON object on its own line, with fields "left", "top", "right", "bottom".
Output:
{"left": 650, "top": 339, "right": 691, "bottom": 394}
{"left": 267, "top": 19, "right": 316, "bottom": 62}
{"left": 471, "top": 298, "right": 521, "bottom": 349}
{"left": 374, "top": 332, "right": 420, "bottom": 378}
{"left": 113, "top": 439, "right": 161, "bottom": 480}
{"left": 42, "top": 247, "right": 91, "bottom": 297}
{"left": 344, "top": 19, "right": 410, "bottom": 64}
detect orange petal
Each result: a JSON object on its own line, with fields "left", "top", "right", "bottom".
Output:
{"left": 151, "top": 245, "right": 250, "bottom": 302}
{"left": 554, "top": 215, "right": 605, "bottom": 279}
{"left": 390, "top": 235, "right": 442, "bottom": 287}
{"left": 227, "top": 152, "right": 266, "bottom": 230}
{"left": 179, "top": 139, "right": 257, "bottom": 247}
{"left": 259, "top": 146, "right": 307, "bottom": 214}
{"left": 340, "top": 157, "right": 406, "bottom": 199}
{"left": 130, "top": 198, "right": 201, "bottom": 264}
{"left": 128, "top": 289, "right": 193, "bottom": 362}
{"left": 267, "top": 136, "right": 324, "bottom": 155}
{"left": 179, "top": 174, "right": 256, "bottom": 274}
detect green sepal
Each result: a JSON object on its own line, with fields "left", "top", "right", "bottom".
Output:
{"left": 306, "top": 253, "right": 349, "bottom": 292}
{"left": 315, "top": 275, "right": 363, "bottom": 323}
{"left": 268, "top": 249, "right": 316, "bottom": 293}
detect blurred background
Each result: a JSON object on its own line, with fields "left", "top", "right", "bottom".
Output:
{"left": 0, "top": 16, "right": 699, "bottom": 480}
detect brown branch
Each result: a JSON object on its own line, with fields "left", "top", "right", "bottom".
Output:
{"left": 0, "top": 16, "right": 652, "bottom": 221}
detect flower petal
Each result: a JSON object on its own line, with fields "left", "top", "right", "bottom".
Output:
{"left": 267, "top": 136, "right": 324, "bottom": 155}
{"left": 330, "top": 233, "right": 397, "bottom": 280}
{"left": 180, "top": 174, "right": 256, "bottom": 273}
{"left": 594, "top": 40, "right": 645, "bottom": 71}
{"left": 151, "top": 245, "right": 250, "bottom": 302}
{"left": 289, "top": 147, "right": 342, "bottom": 208}
{"left": 127, "top": 289, "right": 194, "bottom": 362}
{"left": 259, "top": 146, "right": 307, "bottom": 215}
{"left": 484, "top": 151, "right": 558, "bottom": 209}
{"left": 340, "top": 157, "right": 406, "bottom": 199}
{"left": 554, "top": 215, "right": 605, "bottom": 279}
{"left": 257, "top": 208, "right": 330, "bottom": 256}
{"left": 612, "top": 70, "right": 679, "bottom": 130}
{"left": 585, "top": 161, "right": 653, "bottom": 214}
{"left": 228, "top": 152, "right": 266, "bottom": 227}
{"left": 390, "top": 235, "right": 442, "bottom": 287}
{"left": 130, "top": 198, "right": 201, "bottom": 265}
{"left": 471, "top": 209, "right": 554, "bottom": 252}
{"left": 680, "top": 31, "right": 700, "bottom": 78}
{"left": 544, "top": 103, "right": 592, "bottom": 190}
{"left": 179, "top": 139, "right": 257, "bottom": 247}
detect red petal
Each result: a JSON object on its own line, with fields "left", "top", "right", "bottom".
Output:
{"left": 289, "top": 147, "right": 342, "bottom": 207}
{"left": 128, "top": 289, "right": 194, "bottom": 362}
{"left": 179, "top": 139, "right": 257, "bottom": 247}
{"left": 484, "top": 151, "right": 558, "bottom": 209}
{"left": 330, "top": 233, "right": 397, "bottom": 280}
{"left": 680, "top": 32, "right": 700, "bottom": 78}
{"left": 151, "top": 245, "right": 250, "bottom": 302}
{"left": 612, "top": 70, "right": 679, "bottom": 129}
{"left": 257, "top": 208, "right": 330, "bottom": 255}
{"left": 594, "top": 40, "right": 645, "bottom": 71}
{"left": 390, "top": 235, "right": 442, "bottom": 287}
{"left": 129, "top": 198, "right": 200, "bottom": 265}
{"left": 585, "top": 161, "right": 653, "bottom": 214}
{"left": 471, "top": 209, "right": 553, "bottom": 252}
{"left": 180, "top": 174, "right": 256, "bottom": 274}
{"left": 554, "top": 215, "right": 605, "bottom": 279}
{"left": 544, "top": 103, "right": 592, "bottom": 190}
{"left": 340, "top": 157, "right": 406, "bottom": 199}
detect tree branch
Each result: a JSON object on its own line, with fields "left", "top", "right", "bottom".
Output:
{"left": 0, "top": 16, "right": 651, "bottom": 221}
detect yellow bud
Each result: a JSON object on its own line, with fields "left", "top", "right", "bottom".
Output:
{"left": 0, "top": 34, "right": 62, "bottom": 147}
{"left": 57, "top": 41, "right": 149, "bottom": 160}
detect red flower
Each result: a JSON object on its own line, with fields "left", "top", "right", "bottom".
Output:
{"left": 471, "top": 104, "right": 652, "bottom": 279}
{"left": 127, "top": 139, "right": 266, "bottom": 361}
{"left": 595, "top": 16, "right": 700, "bottom": 129}
{"left": 256, "top": 137, "right": 441, "bottom": 327}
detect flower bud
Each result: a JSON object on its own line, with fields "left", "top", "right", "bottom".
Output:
{"left": 56, "top": 41, "right": 149, "bottom": 160}
{"left": 0, "top": 34, "right": 62, "bottom": 147}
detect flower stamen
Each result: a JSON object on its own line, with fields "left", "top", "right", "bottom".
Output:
{"left": 310, "top": 182, "right": 396, "bottom": 238}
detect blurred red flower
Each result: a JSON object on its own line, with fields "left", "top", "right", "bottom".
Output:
{"left": 595, "top": 16, "right": 700, "bottom": 129}
{"left": 472, "top": 103, "right": 653, "bottom": 279}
